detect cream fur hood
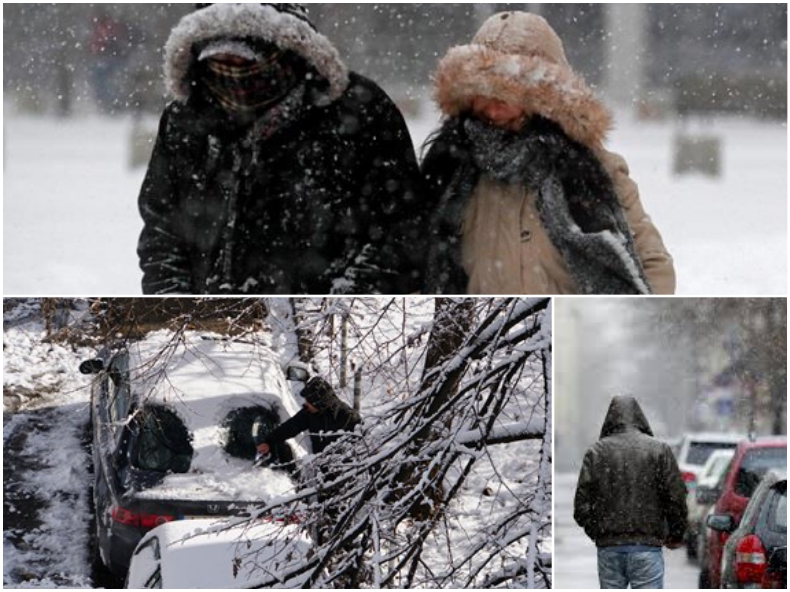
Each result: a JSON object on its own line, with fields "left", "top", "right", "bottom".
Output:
{"left": 164, "top": 3, "right": 349, "bottom": 105}
{"left": 434, "top": 12, "right": 612, "bottom": 149}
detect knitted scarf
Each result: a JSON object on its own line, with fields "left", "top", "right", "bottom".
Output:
{"left": 437, "top": 117, "right": 652, "bottom": 295}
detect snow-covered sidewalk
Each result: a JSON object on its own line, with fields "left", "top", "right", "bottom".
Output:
{"left": 3, "top": 307, "right": 95, "bottom": 588}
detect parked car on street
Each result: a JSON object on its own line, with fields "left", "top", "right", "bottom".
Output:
{"left": 708, "top": 470, "right": 786, "bottom": 588}
{"left": 125, "top": 517, "right": 311, "bottom": 589}
{"left": 686, "top": 448, "right": 735, "bottom": 560}
{"left": 80, "top": 332, "right": 308, "bottom": 578}
{"left": 699, "top": 437, "right": 787, "bottom": 589}
{"left": 676, "top": 432, "right": 744, "bottom": 491}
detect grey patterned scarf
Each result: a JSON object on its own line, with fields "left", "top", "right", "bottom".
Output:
{"left": 463, "top": 117, "right": 651, "bottom": 295}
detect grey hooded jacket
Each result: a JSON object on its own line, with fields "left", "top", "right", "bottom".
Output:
{"left": 573, "top": 396, "right": 688, "bottom": 548}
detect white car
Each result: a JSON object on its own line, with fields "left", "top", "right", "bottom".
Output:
{"left": 126, "top": 517, "right": 311, "bottom": 589}
{"left": 676, "top": 432, "right": 744, "bottom": 490}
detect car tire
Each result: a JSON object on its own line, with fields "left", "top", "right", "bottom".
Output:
{"left": 698, "top": 567, "right": 711, "bottom": 589}
{"left": 686, "top": 536, "right": 698, "bottom": 562}
{"left": 87, "top": 450, "right": 122, "bottom": 588}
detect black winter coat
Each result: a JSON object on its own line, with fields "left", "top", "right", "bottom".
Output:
{"left": 265, "top": 404, "right": 360, "bottom": 456}
{"left": 137, "top": 73, "right": 426, "bottom": 295}
{"left": 573, "top": 396, "right": 688, "bottom": 548}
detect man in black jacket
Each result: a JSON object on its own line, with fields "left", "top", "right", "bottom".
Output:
{"left": 257, "top": 377, "right": 360, "bottom": 458}
{"left": 574, "top": 396, "right": 687, "bottom": 589}
{"left": 138, "top": 4, "right": 427, "bottom": 295}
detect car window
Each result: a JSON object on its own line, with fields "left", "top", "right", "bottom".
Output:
{"left": 134, "top": 406, "right": 193, "bottom": 474}
{"left": 687, "top": 442, "right": 738, "bottom": 466}
{"left": 108, "top": 354, "right": 131, "bottom": 430}
{"left": 767, "top": 482, "right": 787, "bottom": 534}
{"left": 221, "top": 406, "right": 280, "bottom": 461}
{"left": 735, "top": 448, "right": 788, "bottom": 497}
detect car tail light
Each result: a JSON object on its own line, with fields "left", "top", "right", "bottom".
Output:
{"left": 112, "top": 506, "right": 175, "bottom": 530}
{"left": 682, "top": 471, "right": 697, "bottom": 488}
{"left": 735, "top": 534, "right": 768, "bottom": 585}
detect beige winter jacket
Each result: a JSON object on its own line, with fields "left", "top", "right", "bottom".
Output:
{"left": 462, "top": 151, "right": 676, "bottom": 295}
{"left": 434, "top": 11, "right": 677, "bottom": 295}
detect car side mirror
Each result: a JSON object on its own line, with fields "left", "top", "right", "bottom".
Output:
{"left": 286, "top": 366, "right": 310, "bottom": 382}
{"left": 79, "top": 359, "right": 105, "bottom": 375}
{"left": 768, "top": 546, "right": 787, "bottom": 569}
{"left": 707, "top": 513, "right": 736, "bottom": 533}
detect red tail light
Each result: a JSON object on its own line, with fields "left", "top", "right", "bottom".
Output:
{"left": 112, "top": 506, "right": 175, "bottom": 530}
{"left": 735, "top": 534, "right": 767, "bottom": 585}
{"left": 682, "top": 471, "right": 697, "bottom": 489}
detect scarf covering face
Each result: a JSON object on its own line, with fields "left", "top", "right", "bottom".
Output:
{"left": 201, "top": 47, "right": 304, "bottom": 118}
{"left": 458, "top": 117, "right": 652, "bottom": 295}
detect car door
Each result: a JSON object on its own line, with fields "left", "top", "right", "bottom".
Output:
{"left": 94, "top": 352, "right": 132, "bottom": 547}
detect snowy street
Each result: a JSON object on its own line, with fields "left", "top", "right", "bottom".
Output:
{"left": 3, "top": 108, "right": 787, "bottom": 296}
{"left": 553, "top": 473, "right": 700, "bottom": 590}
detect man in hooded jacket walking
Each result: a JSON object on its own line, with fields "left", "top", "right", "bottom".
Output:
{"left": 574, "top": 396, "right": 687, "bottom": 589}
{"left": 138, "top": 4, "right": 426, "bottom": 295}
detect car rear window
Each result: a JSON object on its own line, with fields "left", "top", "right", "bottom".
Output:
{"left": 221, "top": 406, "right": 280, "bottom": 461}
{"left": 687, "top": 441, "right": 739, "bottom": 466}
{"left": 768, "top": 482, "right": 787, "bottom": 533}
{"left": 735, "top": 447, "right": 788, "bottom": 497}
{"left": 134, "top": 406, "right": 193, "bottom": 474}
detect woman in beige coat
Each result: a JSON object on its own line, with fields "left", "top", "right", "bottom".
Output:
{"left": 423, "top": 12, "right": 675, "bottom": 295}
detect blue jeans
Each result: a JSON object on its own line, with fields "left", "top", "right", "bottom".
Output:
{"left": 597, "top": 547, "right": 664, "bottom": 589}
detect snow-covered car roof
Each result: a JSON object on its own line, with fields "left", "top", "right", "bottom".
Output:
{"left": 127, "top": 331, "right": 303, "bottom": 421}
{"left": 126, "top": 518, "right": 311, "bottom": 589}
{"left": 122, "top": 331, "right": 307, "bottom": 502}
{"left": 679, "top": 432, "right": 747, "bottom": 444}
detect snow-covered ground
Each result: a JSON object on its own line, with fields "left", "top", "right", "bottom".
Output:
{"left": 3, "top": 104, "right": 787, "bottom": 296}
{"left": 3, "top": 304, "right": 95, "bottom": 588}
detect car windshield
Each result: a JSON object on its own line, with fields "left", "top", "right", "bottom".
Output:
{"left": 687, "top": 441, "right": 739, "bottom": 466}
{"left": 221, "top": 406, "right": 280, "bottom": 461}
{"left": 735, "top": 447, "right": 788, "bottom": 497}
{"left": 134, "top": 405, "right": 193, "bottom": 474}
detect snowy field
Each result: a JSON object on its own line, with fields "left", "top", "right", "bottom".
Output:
{"left": 3, "top": 104, "right": 787, "bottom": 296}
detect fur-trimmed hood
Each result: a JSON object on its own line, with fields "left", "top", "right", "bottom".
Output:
{"left": 165, "top": 3, "right": 349, "bottom": 105}
{"left": 434, "top": 12, "right": 612, "bottom": 149}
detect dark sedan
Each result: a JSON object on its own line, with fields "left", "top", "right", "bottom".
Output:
{"left": 80, "top": 333, "right": 305, "bottom": 579}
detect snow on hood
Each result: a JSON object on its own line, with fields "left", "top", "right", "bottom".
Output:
{"left": 165, "top": 3, "right": 349, "bottom": 105}
{"left": 127, "top": 331, "right": 306, "bottom": 501}
{"left": 599, "top": 395, "right": 654, "bottom": 439}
